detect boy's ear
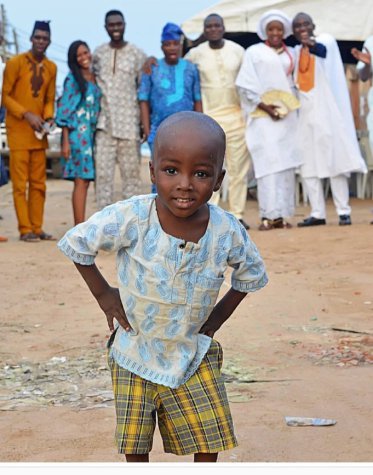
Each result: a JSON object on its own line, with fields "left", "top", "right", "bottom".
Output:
{"left": 213, "top": 169, "right": 226, "bottom": 192}
{"left": 149, "top": 160, "right": 156, "bottom": 184}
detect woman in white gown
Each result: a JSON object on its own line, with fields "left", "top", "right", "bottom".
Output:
{"left": 236, "top": 10, "right": 302, "bottom": 230}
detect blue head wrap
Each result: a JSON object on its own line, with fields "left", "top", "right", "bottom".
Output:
{"left": 161, "top": 23, "right": 183, "bottom": 42}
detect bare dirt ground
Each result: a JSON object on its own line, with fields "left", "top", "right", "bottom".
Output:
{"left": 0, "top": 160, "right": 372, "bottom": 464}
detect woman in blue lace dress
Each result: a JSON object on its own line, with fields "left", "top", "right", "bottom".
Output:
{"left": 56, "top": 40, "right": 101, "bottom": 224}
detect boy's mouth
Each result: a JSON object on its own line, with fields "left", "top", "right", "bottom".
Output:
{"left": 174, "top": 197, "right": 195, "bottom": 209}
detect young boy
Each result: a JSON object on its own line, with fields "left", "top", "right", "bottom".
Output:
{"left": 58, "top": 111, "right": 268, "bottom": 462}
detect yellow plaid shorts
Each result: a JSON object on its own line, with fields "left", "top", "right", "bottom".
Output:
{"left": 108, "top": 339, "right": 237, "bottom": 455}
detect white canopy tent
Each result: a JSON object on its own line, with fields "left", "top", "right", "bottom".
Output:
{"left": 182, "top": 0, "right": 373, "bottom": 41}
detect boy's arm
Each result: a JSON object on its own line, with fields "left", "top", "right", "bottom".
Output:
{"left": 200, "top": 218, "right": 268, "bottom": 338}
{"left": 74, "top": 262, "right": 133, "bottom": 333}
{"left": 199, "top": 288, "right": 247, "bottom": 337}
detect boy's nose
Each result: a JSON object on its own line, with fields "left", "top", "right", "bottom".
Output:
{"left": 177, "top": 176, "right": 193, "bottom": 190}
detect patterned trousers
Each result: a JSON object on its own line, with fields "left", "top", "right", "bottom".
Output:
{"left": 95, "top": 130, "right": 141, "bottom": 210}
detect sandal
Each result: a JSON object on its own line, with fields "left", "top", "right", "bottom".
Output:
{"left": 20, "top": 232, "right": 40, "bottom": 242}
{"left": 38, "top": 231, "right": 57, "bottom": 241}
{"left": 258, "top": 219, "right": 274, "bottom": 231}
{"left": 272, "top": 218, "right": 293, "bottom": 229}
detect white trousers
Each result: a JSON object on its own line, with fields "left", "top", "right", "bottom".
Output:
{"left": 257, "top": 169, "right": 296, "bottom": 220}
{"left": 303, "top": 175, "right": 351, "bottom": 219}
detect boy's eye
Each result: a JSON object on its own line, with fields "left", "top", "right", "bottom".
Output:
{"left": 165, "top": 167, "right": 177, "bottom": 175}
{"left": 195, "top": 171, "right": 208, "bottom": 178}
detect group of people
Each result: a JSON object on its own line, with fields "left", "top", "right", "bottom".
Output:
{"left": 236, "top": 10, "right": 367, "bottom": 230}
{"left": 0, "top": 10, "right": 148, "bottom": 242}
{"left": 0, "top": 8, "right": 371, "bottom": 242}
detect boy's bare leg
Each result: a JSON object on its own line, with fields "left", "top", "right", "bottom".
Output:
{"left": 125, "top": 454, "right": 149, "bottom": 462}
{"left": 194, "top": 453, "right": 218, "bottom": 462}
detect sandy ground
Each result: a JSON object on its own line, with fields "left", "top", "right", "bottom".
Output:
{"left": 0, "top": 160, "right": 372, "bottom": 464}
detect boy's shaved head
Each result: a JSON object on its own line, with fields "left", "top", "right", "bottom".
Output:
{"left": 154, "top": 111, "right": 226, "bottom": 169}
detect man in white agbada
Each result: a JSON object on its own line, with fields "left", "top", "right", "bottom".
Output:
{"left": 236, "top": 10, "right": 302, "bottom": 230}
{"left": 185, "top": 14, "right": 251, "bottom": 230}
{"left": 292, "top": 12, "right": 367, "bottom": 227}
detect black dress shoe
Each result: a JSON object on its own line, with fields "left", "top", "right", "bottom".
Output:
{"left": 239, "top": 219, "right": 250, "bottom": 230}
{"left": 297, "top": 217, "right": 326, "bottom": 227}
{"left": 339, "top": 214, "right": 351, "bottom": 226}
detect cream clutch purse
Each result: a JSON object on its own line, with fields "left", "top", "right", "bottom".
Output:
{"left": 251, "top": 90, "right": 300, "bottom": 118}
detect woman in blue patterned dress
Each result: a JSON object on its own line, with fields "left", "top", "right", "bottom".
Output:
{"left": 56, "top": 40, "right": 101, "bottom": 224}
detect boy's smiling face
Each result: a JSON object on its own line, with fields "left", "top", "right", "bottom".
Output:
{"left": 150, "top": 113, "right": 225, "bottom": 223}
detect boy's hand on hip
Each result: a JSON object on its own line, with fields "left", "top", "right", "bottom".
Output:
{"left": 199, "top": 288, "right": 247, "bottom": 338}
{"left": 96, "top": 287, "right": 133, "bottom": 333}
{"left": 199, "top": 314, "right": 224, "bottom": 338}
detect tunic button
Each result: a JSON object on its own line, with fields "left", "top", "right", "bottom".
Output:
{"left": 179, "top": 243, "right": 185, "bottom": 249}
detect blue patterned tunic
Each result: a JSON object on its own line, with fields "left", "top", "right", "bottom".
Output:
{"left": 58, "top": 195, "right": 268, "bottom": 388}
{"left": 138, "top": 58, "right": 201, "bottom": 148}
{"left": 56, "top": 72, "right": 102, "bottom": 180}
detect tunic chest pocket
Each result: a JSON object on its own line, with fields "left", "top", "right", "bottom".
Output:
{"left": 190, "top": 274, "right": 225, "bottom": 324}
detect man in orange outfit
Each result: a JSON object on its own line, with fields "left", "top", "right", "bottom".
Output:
{"left": 2, "top": 21, "right": 57, "bottom": 242}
